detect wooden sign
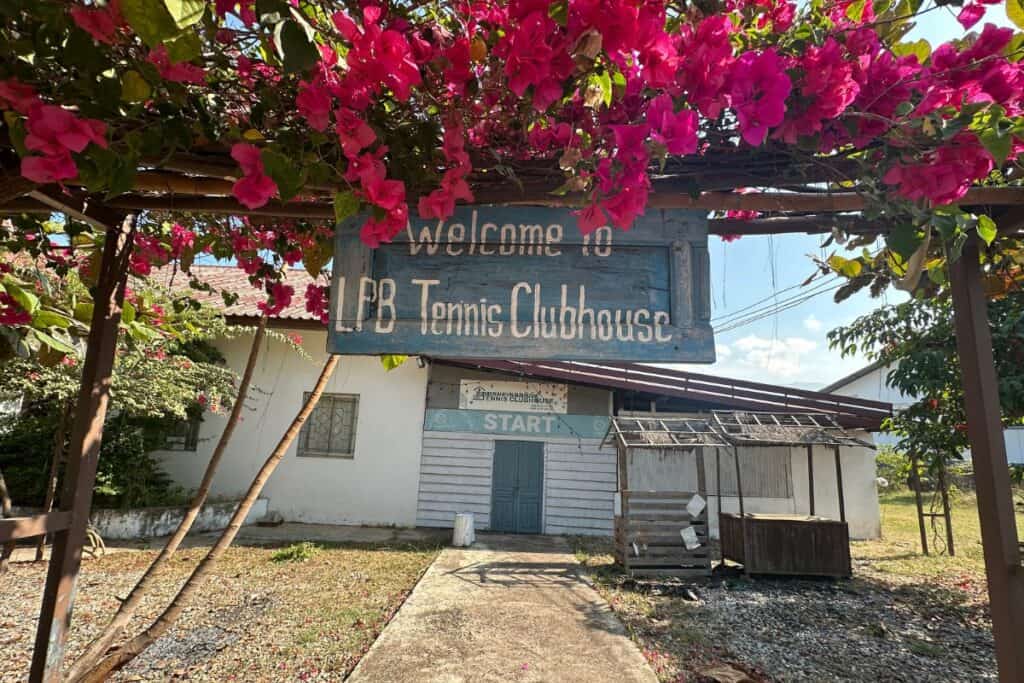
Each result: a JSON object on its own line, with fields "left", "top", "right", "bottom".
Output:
{"left": 328, "top": 206, "right": 714, "bottom": 362}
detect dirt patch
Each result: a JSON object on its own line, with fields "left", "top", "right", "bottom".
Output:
{"left": 0, "top": 539, "right": 440, "bottom": 681}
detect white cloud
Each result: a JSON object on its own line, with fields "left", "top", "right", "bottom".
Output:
{"left": 803, "top": 314, "right": 823, "bottom": 332}
{"left": 727, "top": 335, "right": 819, "bottom": 380}
{"left": 715, "top": 343, "right": 732, "bottom": 359}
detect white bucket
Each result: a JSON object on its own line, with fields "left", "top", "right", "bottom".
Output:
{"left": 452, "top": 512, "right": 475, "bottom": 547}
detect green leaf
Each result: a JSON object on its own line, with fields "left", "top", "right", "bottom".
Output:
{"left": 162, "top": 0, "right": 205, "bottom": 28}
{"left": 1009, "top": 0, "right": 1024, "bottom": 30}
{"left": 164, "top": 30, "right": 202, "bottom": 63}
{"left": 891, "top": 39, "right": 930, "bottom": 64}
{"left": 827, "top": 254, "right": 863, "bottom": 278}
{"left": 32, "top": 329, "right": 76, "bottom": 355}
{"left": 333, "top": 191, "right": 360, "bottom": 223}
{"left": 977, "top": 214, "right": 998, "bottom": 245}
{"left": 4, "top": 282, "right": 39, "bottom": 314}
{"left": 977, "top": 123, "right": 1012, "bottom": 166}
{"left": 547, "top": 0, "right": 567, "bottom": 26}
{"left": 31, "top": 310, "right": 72, "bottom": 329}
{"left": 74, "top": 302, "right": 95, "bottom": 323}
{"left": 122, "top": 300, "right": 137, "bottom": 324}
{"left": 303, "top": 239, "right": 333, "bottom": 278}
{"left": 120, "top": 0, "right": 182, "bottom": 47}
{"left": 260, "top": 149, "right": 305, "bottom": 201}
{"left": 597, "top": 69, "right": 612, "bottom": 108}
{"left": 380, "top": 354, "right": 408, "bottom": 371}
{"left": 121, "top": 70, "right": 152, "bottom": 102}
{"left": 276, "top": 19, "right": 318, "bottom": 73}
{"left": 845, "top": 0, "right": 867, "bottom": 23}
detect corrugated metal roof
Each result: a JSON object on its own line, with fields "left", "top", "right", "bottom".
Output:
{"left": 437, "top": 359, "right": 893, "bottom": 430}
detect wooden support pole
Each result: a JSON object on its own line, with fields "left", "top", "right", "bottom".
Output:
{"left": 29, "top": 212, "right": 135, "bottom": 683}
{"left": 948, "top": 239, "right": 1024, "bottom": 683}
{"left": 807, "top": 444, "right": 815, "bottom": 515}
{"left": 911, "top": 454, "right": 930, "bottom": 556}
{"left": 833, "top": 445, "right": 846, "bottom": 524}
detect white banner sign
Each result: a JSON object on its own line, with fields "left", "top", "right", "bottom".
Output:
{"left": 459, "top": 380, "right": 568, "bottom": 414}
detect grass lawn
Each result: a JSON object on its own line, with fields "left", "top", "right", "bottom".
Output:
{"left": 854, "top": 490, "right": 1024, "bottom": 596}
{"left": 574, "top": 489, "right": 1022, "bottom": 682}
{"left": 0, "top": 540, "right": 441, "bottom": 681}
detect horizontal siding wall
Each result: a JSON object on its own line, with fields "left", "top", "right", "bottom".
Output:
{"left": 545, "top": 437, "right": 616, "bottom": 536}
{"left": 417, "top": 432, "right": 493, "bottom": 529}
{"left": 416, "top": 431, "right": 617, "bottom": 536}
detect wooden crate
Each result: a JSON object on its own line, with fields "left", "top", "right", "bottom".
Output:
{"left": 720, "top": 512, "right": 851, "bottom": 578}
{"left": 615, "top": 490, "right": 711, "bottom": 578}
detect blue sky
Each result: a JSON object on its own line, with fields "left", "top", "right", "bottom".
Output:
{"left": 685, "top": 6, "right": 1015, "bottom": 390}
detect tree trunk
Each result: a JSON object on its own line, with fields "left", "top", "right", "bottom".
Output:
{"left": 67, "top": 316, "right": 268, "bottom": 682}
{"left": 0, "top": 465, "right": 14, "bottom": 572}
{"left": 79, "top": 354, "right": 339, "bottom": 682}
{"left": 36, "top": 401, "right": 71, "bottom": 562}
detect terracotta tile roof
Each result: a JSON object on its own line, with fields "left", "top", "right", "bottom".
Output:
{"left": 149, "top": 264, "right": 320, "bottom": 322}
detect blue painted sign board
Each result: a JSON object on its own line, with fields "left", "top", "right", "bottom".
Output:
{"left": 328, "top": 206, "right": 714, "bottom": 362}
{"left": 424, "top": 408, "right": 610, "bottom": 439}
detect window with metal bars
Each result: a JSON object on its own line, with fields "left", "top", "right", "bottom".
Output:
{"left": 297, "top": 393, "right": 359, "bottom": 458}
{"left": 164, "top": 413, "right": 201, "bottom": 452}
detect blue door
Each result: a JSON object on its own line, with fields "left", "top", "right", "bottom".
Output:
{"left": 491, "top": 441, "right": 544, "bottom": 534}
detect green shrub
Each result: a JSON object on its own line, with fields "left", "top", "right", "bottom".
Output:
{"left": 271, "top": 542, "right": 322, "bottom": 563}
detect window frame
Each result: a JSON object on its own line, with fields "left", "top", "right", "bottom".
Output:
{"left": 296, "top": 392, "right": 360, "bottom": 459}
{"left": 164, "top": 412, "right": 202, "bottom": 452}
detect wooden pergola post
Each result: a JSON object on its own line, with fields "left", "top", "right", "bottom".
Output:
{"left": 948, "top": 239, "right": 1024, "bottom": 683}
{"left": 29, "top": 211, "right": 136, "bottom": 683}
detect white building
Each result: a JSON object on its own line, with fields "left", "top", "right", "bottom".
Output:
{"left": 821, "top": 361, "right": 1024, "bottom": 465}
{"left": 155, "top": 266, "right": 890, "bottom": 539}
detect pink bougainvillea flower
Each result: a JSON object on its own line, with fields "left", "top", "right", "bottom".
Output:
{"left": 775, "top": 39, "right": 859, "bottom": 144}
{"left": 574, "top": 202, "right": 607, "bottom": 235}
{"left": 677, "top": 15, "right": 735, "bottom": 118}
{"left": 258, "top": 282, "right": 295, "bottom": 316}
{"left": 304, "top": 284, "right": 329, "bottom": 324}
{"left": 148, "top": 46, "right": 206, "bottom": 84}
{"left": 360, "top": 203, "right": 408, "bottom": 247}
{"left": 21, "top": 152, "right": 78, "bottom": 183}
{"left": 230, "top": 143, "right": 278, "bottom": 209}
{"left": 601, "top": 183, "right": 648, "bottom": 230}
{"left": 169, "top": 223, "right": 195, "bottom": 259}
{"left": 296, "top": 81, "right": 332, "bottom": 131}
{"left": 69, "top": 0, "right": 123, "bottom": 45}
{"left": 362, "top": 175, "right": 406, "bottom": 211}
{"left": 719, "top": 233, "right": 743, "bottom": 242}
{"left": 0, "top": 292, "right": 32, "bottom": 326}
{"left": 0, "top": 79, "right": 40, "bottom": 113}
{"left": 883, "top": 134, "right": 994, "bottom": 205}
{"left": 336, "top": 108, "right": 377, "bottom": 158}
{"left": 729, "top": 49, "right": 792, "bottom": 146}
{"left": 25, "top": 105, "right": 108, "bottom": 156}
{"left": 233, "top": 173, "right": 278, "bottom": 209}
{"left": 646, "top": 95, "right": 698, "bottom": 155}
{"left": 957, "top": 3, "right": 985, "bottom": 28}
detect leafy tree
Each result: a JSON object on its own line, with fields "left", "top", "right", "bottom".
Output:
{"left": 829, "top": 290, "right": 1024, "bottom": 550}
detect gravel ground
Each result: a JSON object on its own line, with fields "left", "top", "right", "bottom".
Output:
{"left": 0, "top": 539, "right": 439, "bottom": 682}
{"left": 574, "top": 541, "right": 995, "bottom": 683}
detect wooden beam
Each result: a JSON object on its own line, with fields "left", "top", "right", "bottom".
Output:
{"left": 948, "top": 239, "right": 1024, "bottom": 683}
{"left": 0, "top": 512, "right": 72, "bottom": 543}
{"left": 30, "top": 211, "right": 136, "bottom": 683}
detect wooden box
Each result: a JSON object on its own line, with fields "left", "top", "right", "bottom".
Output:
{"left": 720, "top": 512, "right": 851, "bottom": 578}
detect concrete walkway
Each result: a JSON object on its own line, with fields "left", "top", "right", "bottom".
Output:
{"left": 349, "top": 533, "right": 658, "bottom": 683}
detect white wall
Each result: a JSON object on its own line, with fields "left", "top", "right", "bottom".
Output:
{"left": 832, "top": 364, "right": 915, "bottom": 410}
{"left": 156, "top": 329, "right": 429, "bottom": 526}
{"left": 831, "top": 364, "right": 1024, "bottom": 465}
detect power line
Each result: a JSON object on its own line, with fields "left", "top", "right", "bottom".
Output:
{"left": 716, "top": 281, "right": 843, "bottom": 335}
